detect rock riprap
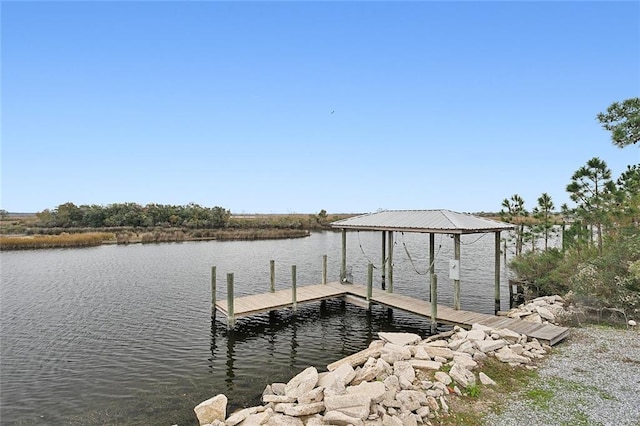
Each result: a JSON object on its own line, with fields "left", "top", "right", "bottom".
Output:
{"left": 195, "top": 323, "right": 553, "bottom": 425}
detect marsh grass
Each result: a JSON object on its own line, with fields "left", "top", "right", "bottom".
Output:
{"left": 0, "top": 233, "right": 114, "bottom": 250}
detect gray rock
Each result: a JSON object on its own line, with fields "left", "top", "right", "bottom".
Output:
{"left": 195, "top": 394, "right": 228, "bottom": 426}
{"left": 271, "top": 383, "right": 286, "bottom": 396}
{"left": 226, "top": 407, "right": 251, "bottom": 426}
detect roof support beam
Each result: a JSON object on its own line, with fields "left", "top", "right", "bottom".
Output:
{"left": 453, "top": 234, "right": 461, "bottom": 310}
{"left": 381, "top": 231, "right": 386, "bottom": 290}
{"left": 387, "top": 231, "right": 394, "bottom": 293}
{"left": 341, "top": 229, "right": 347, "bottom": 283}
{"left": 494, "top": 231, "right": 501, "bottom": 315}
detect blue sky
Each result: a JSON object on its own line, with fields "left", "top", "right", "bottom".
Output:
{"left": 2, "top": 1, "right": 638, "bottom": 214}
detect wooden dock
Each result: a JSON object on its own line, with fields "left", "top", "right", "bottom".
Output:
{"left": 214, "top": 282, "right": 570, "bottom": 346}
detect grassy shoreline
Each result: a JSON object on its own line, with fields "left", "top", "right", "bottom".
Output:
{"left": 0, "top": 228, "right": 313, "bottom": 251}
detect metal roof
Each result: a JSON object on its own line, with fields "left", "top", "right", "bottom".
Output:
{"left": 331, "top": 210, "right": 515, "bottom": 234}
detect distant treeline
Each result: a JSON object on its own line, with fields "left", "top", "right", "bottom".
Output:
{"left": 35, "top": 202, "right": 231, "bottom": 229}
{"left": 29, "top": 202, "right": 350, "bottom": 231}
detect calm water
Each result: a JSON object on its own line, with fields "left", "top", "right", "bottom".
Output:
{"left": 0, "top": 231, "right": 511, "bottom": 425}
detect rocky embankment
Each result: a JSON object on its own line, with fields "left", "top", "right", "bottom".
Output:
{"left": 501, "top": 294, "right": 569, "bottom": 325}
{"left": 193, "top": 322, "right": 553, "bottom": 426}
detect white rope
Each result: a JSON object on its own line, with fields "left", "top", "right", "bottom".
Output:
{"left": 401, "top": 232, "right": 441, "bottom": 276}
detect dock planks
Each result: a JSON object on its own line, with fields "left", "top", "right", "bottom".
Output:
{"left": 214, "top": 281, "right": 570, "bottom": 345}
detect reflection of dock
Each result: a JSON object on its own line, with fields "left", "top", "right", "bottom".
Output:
{"left": 214, "top": 282, "right": 569, "bottom": 346}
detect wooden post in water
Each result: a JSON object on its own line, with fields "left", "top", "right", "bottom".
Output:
{"left": 227, "top": 273, "right": 235, "bottom": 329}
{"left": 270, "top": 260, "right": 276, "bottom": 293}
{"left": 494, "top": 231, "right": 501, "bottom": 315}
{"left": 453, "top": 234, "right": 461, "bottom": 310}
{"left": 211, "top": 266, "right": 216, "bottom": 317}
{"left": 291, "top": 265, "right": 297, "bottom": 312}
{"left": 430, "top": 274, "right": 438, "bottom": 334}
{"left": 381, "top": 232, "right": 386, "bottom": 290}
{"left": 341, "top": 229, "right": 347, "bottom": 282}
{"left": 429, "top": 233, "right": 435, "bottom": 301}
{"left": 387, "top": 231, "right": 394, "bottom": 293}
{"left": 322, "top": 255, "right": 327, "bottom": 284}
{"left": 367, "top": 263, "right": 373, "bottom": 308}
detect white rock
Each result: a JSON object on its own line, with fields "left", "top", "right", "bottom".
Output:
{"left": 347, "top": 380, "right": 386, "bottom": 403}
{"left": 475, "top": 339, "right": 507, "bottom": 353}
{"left": 226, "top": 407, "right": 252, "bottom": 426}
{"left": 434, "top": 371, "right": 452, "bottom": 385}
{"left": 266, "top": 414, "right": 303, "bottom": 426}
{"left": 382, "top": 414, "right": 403, "bottom": 426}
{"left": 396, "top": 390, "right": 428, "bottom": 412}
{"left": 318, "top": 362, "right": 355, "bottom": 388}
{"left": 195, "top": 394, "right": 228, "bottom": 426}
{"left": 495, "top": 347, "right": 530, "bottom": 364}
{"left": 536, "top": 306, "right": 555, "bottom": 321}
{"left": 471, "top": 323, "right": 494, "bottom": 333}
{"left": 262, "top": 394, "right": 296, "bottom": 403}
{"left": 285, "top": 367, "right": 319, "bottom": 398}
{"left": 409, "top": 359, "right": 443, "bottom": 371}
{"left": 449, "top": 364, "right": 476, "bottom": 388}
{"left": 495, "top": 329, "right": 521, "bottom": 343}
{"left": 414, "top": 346, "right": 431, "bottom": 360}
{"left": 283, "top": 401, "right": 325, "bottom": 417}
{"left": 453, "top": 355, "right": 477, "bottom": 370}
{"left": 378, "top": 332, "right": 422, "bottom": 346}
{"left": 423, "top": 346, "right": 454, "bottom": 359}
{"left": 479, "top": 372, "right": 497, "bottom": 386}
{"left": 271, "top": 383, "right": 286, "bottom": 395}
{"left": 466, "top": 329, "right": 486, "bottom": 341}
{"left": 629, "top": 319, "right": 637, "bottom": 327}
{"left": 324, "top": 410, "right": 366, "bottom": 426}
{"left": 298, "top": 386, "right": 324, "bottom": 404}
{"left": 393, "top": 361, "right": 416, "bottom": 385}
{"left": 238, "top": 407, "right": 273, "bottom": 426}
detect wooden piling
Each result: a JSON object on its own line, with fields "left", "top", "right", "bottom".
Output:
{"left": 322, "top": 255, "right": 327, "bottom": 284}
{"left": 211, "top": 266, "right": 216, "bottom": 316}
{"left": 291, "top": 265, "right": 297, "bottom": 312}
{"left": 430, "top": 274, "right": 438, "bottom": 334}
{"left": 453, "top": 234, "right": 461, "bottom": 310}
{"left": 429, "top": 233, "right": 435, "bottom": 302}
{"left": 227, "top": 273, "right": 235, "bottom": 328}
{"left": 367, "top": 263, "right": 373, "bottom": 307}
{"left": 494, "top": 231, "right": 501, "bottom": 315}
{"left": 341, "top": 229, "right": 347, "bottom": 282}
{"left": 387, "top": 231, "right": 394, "bottom": 292}
{"left": 270, "top": 260, "right": 275, "bottom": 293}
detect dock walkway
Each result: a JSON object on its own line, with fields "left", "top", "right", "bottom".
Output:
{"left": 214, "top": 282, "right": 570, "bottom": 345}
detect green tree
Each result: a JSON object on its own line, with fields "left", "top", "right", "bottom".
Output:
{"left": 500, "top": 194, "right": 528, "bottom": 256}
{"left": 596, "top": 97, "right": 640, "bottom": 148}
{"left": 532, "top": 193, "right": 555, "bottom": 251}
{"left": 566, "top": 157, "right": 616, "bottom": 254}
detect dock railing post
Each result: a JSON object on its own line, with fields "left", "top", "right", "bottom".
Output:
{"left": 322, "top": 255, "right": 327, "bottom": 284}
{"left": 270, "top": 260, "right": 275, "bottom": 293}
{"left": 211, "top": 266, "right": 216, "bottom": 317}
{"left": 430, "top": 274, "right": 438, "bottom": 334}
{"left": 367, "top": 263, "right": 373, "bottom": 308}
{"left": 292, "top": 265, "right": 297, "bottom": 312}
{"left": 227, "top": 273, "right": 235, "bottom": 329}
